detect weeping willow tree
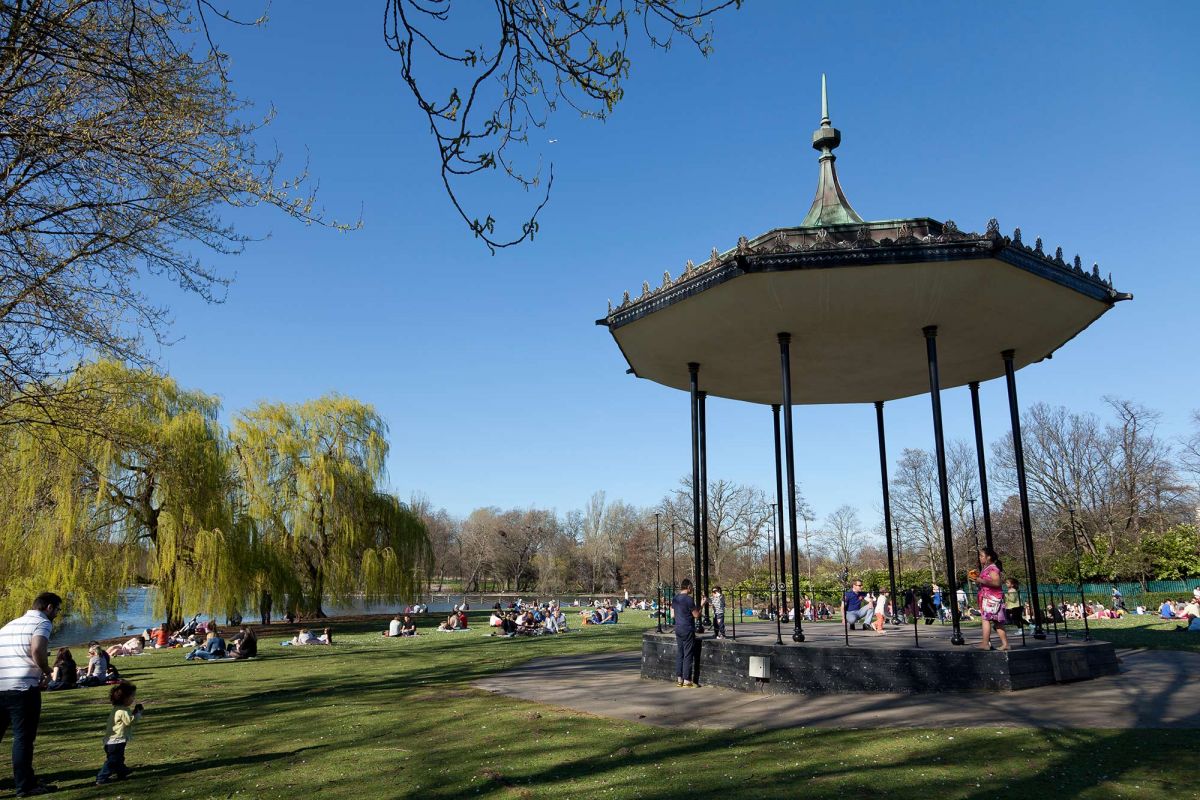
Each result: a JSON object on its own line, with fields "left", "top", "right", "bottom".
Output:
{"left": 232, "top": 395, "right": 429, "bottom": 617}
{"left": 0, "top": 361, "right": 250, "bottom": 627}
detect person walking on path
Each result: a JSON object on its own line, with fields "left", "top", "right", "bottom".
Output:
{"left": 671, "top": 580, "right": 706, "bottom": 687}
{"left": 710, "top": 586, "right": 727, "bottom": 640}
{"left": 0, "top": 591, "right": 62, "bottom": 797}
{"left": 974, "top": 547, "right": 1010, "bottom": 651}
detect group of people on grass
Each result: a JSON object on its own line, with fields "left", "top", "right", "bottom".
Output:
{"left": 488, "top": 601, "right": 570, "bottom": 636}
{"left": 1159, "top": 591, "right": 1200, "bottom": 631}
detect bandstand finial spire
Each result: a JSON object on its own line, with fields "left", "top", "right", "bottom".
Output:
{"left": 801, "top": 73, "right": 863, "bottom": 227}
{"left": 821, "top": 72, "right": 829, "bottom": 125}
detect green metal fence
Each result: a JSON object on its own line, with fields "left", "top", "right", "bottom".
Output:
{"left": 1038, "top": 578, "right": 1199, "bottom": 598}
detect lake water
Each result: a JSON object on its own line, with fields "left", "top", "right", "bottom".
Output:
{"left": 53, "top": 587, "right": 632, "bottom": 644}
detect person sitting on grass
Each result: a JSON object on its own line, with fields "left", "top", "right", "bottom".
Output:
{"left": 598, "top": 605, "right": 617, "bottom": 625}
{"left": 1160, "top": 599, "right": 1176, "bottom": 619}
{"left": 384, "top": 614, "right": 403, "bottom": 637}
{"left": 79, "top": 642, "right": 111, "bottom": 687}
{"left": 95, "top": 680, "right": 143, "bottom": 786}
{"left": 150, "top": 626, "right": 170, "bottom": 649}
{"left": 488, "top": 610, "right": 504, "bottom": 628}
{"left": 228, "top": 626, "right": 258, "bottom": 659}
{"left": 47, "top": 647, "right": 78, "bottom": 691}
{"left": 185, "top": 630, "right": 226, "bottom": 661}
{"left": 489, "top": 613, "right": 517, "bottom": 637}
{"left": 399, "top": 615, "right": 417, "bottom": 636}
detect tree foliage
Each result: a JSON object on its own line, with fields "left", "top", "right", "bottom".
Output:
{"left": 0, "top": 361, "right": 239, "bottom": 624}
{"left": 0, "top": 0, "right": 344, "bottom": 418}
{"left": 382, "top": 0, "right": 741, "bottom": 251}
{"left": 232, "top": 395, "right": 429, "bottom": 616}
{"left": 0, "top": 363, "right": 428, "bottom": 625}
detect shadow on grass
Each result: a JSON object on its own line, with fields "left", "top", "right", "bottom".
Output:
{"left": 40, "top": 745, "right": 329, "bottom": 792}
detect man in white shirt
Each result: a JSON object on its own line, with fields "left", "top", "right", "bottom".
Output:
{"left": 0, "top": 591, "right": 62, "bottom": 797}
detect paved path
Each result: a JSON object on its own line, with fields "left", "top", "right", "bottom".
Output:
{"left": 474, "top": 647, "right": 1200, "bottom": 729}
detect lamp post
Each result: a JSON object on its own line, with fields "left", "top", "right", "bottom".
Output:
{"left": 1067, "top": 505, "right": 1091, "bottom": 641}
{"left": 655, "top": 512, "right": 663, "bottom": 633}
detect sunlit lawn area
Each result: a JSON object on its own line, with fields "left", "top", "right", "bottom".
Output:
{"left": 10, "top": 612, "right": 1193, "bottom": 799}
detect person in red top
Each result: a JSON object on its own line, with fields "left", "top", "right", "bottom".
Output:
{"left": 456, "top": 610, "right": 468, "bottom": 629}
{"left": 152, "top": 627, "right": 169, "bottom": 649}
{"left": 974, "top": 547, "right": 1009, "bottom": 651}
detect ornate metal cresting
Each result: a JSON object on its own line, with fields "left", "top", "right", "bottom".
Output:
{"left": 604, "top": 218, "right": 1124, "bottom": 323}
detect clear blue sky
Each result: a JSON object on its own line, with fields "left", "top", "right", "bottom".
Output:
{"left": 153, "top": 2, "right": 1199, "bottom": 532}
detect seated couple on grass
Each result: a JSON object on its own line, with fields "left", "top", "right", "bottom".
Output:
{"left": 382, "top": 614, "right": 418, "bottom": 637}
{"left": 282, "top": 627, "right": 334, "bottom": 646}
{"left": 67, "top": 642, "right": 122, "bottom": 687}
{"left": 437, "top": 610, "right": 470, "bottom": 631}
{"left": 580, "top": 603, "right": 619, "bottom": 626}
{"left": 186, "top": 626, "right": 258, "bottom": 660}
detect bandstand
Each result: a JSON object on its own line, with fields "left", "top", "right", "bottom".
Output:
{"left": 597, "top": 77, "right": 1130, "bottom": 692}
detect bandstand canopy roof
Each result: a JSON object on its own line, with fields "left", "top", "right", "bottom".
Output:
{"left": 597, "top": 78, "right": 1130, "bottom": 406}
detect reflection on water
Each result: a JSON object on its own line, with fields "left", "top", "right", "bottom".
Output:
{"left": 53, "top": 587, "right": 621, "bottom": 644}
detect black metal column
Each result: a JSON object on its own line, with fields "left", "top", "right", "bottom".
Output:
{"left": 771, "top": 404, "right": 786, "bottom": 645}
{"left": 688, "top": 363, "right": 702, "bottom": 620}
{"left": 778, "top": 333, "right": 805, "bottom": 642}
{"left": 969, "top": 381, "right": 994, "bottom": 550}
{"left": 1003, "top": 350, "right": 1046, "bottom": 639}
{"left": 875, "top": 401, "right": 899, "bottom": 621}
{"left": 698, "top": 391, "right": 711, "bottom": 626}
{"left": 923, "top": 326, "right": 965, "bottom": 646}
{"left": 655, "top": 512, "right": 662, "bottom": 633}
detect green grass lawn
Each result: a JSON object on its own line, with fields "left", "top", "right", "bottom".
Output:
{"left": 1053, "top": 613, "right": 1200, "bottom": 653}
{"left": 11, "top": 611, "right": 1194, "bottom": 799}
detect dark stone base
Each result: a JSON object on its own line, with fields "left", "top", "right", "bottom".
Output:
{"left": 642, "top": 629, "right": 1120, "bottom": 693}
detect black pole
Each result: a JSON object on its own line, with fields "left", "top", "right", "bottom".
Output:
{"left": 731, "top": 589, "right": 738, "bottom": 640}
{"left": 688, "top": 363, "right": 703, "bottom": 633}
{"left": 1003, "top": 349, "right": 1046, "bottom": 639}
{"left": 655, "top": 512, "right": 663, "bottom": 633}
{"left": 766, "top": 504, "right": 776, "bottom": 606}
{"left": 670, "top": 521, "right": 677, "bottom": 598}
{"left": 875, "top": 401, "right": 899, "bottom": 622}
{"left": 969, "top": 499, "right": 981, "bottom": 599}
{"left": 771, "top": 405, "right": 786, "bottom": 646}
{"left": 923, "top": 326, "right": 965, "bottom": 646}
{"left": 699, "top": 391, "right": 711, "bottom": 628}
{"left": 912, "top": 584, "right": 920, "bottom": 648}
{"left": 778, "top": 333, "right": 805, "bottom": 642}
{"left": 969, "top": 381, "right": 994, "bottom": 550}
{"left": 1069, "top": 507, "right": 1091, "bottom": 641}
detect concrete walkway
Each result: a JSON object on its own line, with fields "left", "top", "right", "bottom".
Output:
{"left": 474, "top": 647, "right": 1200, "bottom": 729}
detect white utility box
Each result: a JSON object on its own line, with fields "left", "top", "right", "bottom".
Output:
{"left": 748, "top": 655, "right": 771, "bottom": 679}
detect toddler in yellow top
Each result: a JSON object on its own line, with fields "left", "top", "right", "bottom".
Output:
{"left": 96, "top": 680, "right": 143, "bottom": 785}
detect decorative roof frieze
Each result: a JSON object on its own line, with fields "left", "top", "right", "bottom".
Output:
{"left": 601, "top": 217, "right": 1126, "bottom": 327}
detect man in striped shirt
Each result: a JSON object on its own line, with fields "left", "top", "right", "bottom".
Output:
{"left": 0, "top": 591, "right": 62, "bottom": 797}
